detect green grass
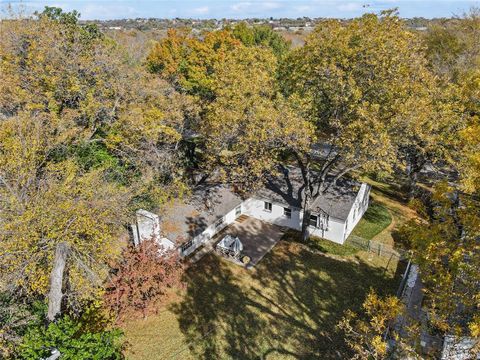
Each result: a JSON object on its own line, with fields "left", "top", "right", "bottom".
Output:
{"left": 282, "top": 230, "right": 359, "bottom": 256}
{"left": 123, "top": 241, "right": 401, "bottom": 360}
{"left": 349, "top": 200, "right": 392, "bottom": 240}
{"left": 358, "top": 176, "right": 419, "bottom": 246}
{"left": 123, "top": 178, "right": 412, "bottom": 359}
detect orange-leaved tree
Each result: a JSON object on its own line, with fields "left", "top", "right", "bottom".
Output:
{"left": 104, "top": 240, "right": 184, "bottom": 320}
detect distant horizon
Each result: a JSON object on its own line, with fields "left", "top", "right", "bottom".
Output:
{"left": 2, "top": 0, "right": 480, "bottom": 21}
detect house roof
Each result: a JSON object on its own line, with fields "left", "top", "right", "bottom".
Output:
{"left": 160, "top": 166, "right": 363, "bottom": 243}
{"left": 256, "top": 166, "right": 361, "bottom": 220}
{"left": 159, "top": 183, "right": 244, "bottom": 244}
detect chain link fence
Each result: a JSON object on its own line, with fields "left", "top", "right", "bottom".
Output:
{"left": 345, "top": 235, "right": 409, "bottom": 261}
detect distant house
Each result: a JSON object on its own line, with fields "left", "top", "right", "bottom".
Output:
{"left": 134, "top": 167, "right": 370, "bottom": 257}
{"left": 441, "top": 336, "right": 480, "bottom": 360}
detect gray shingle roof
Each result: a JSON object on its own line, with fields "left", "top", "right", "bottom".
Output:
{"left": 160, "top": 183, "right": 243, "bottom": 244}
{"left": 257, "top": 166, "right": 361, "bottom": 220}
{"left": 160, "top": 167, "right": 362, "bottom": 243}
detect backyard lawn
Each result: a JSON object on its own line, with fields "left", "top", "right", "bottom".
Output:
{"left": 349, "top": 201, "right": 392, "bottom": 240}
{"left": 363, "top": 177, "right": 418, "bottom": 245}
{"left": 123, "top": 241, "right": 402, "bottom": 360}
{"left": 123, "top": 177, "right": 413, "bottom": 359}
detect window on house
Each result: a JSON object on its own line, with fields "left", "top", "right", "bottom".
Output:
{"left": 235, "top": 205, "right": 242, "bottom": 217}
{"left": 309, "top": 215, "right": 318, "bottom": 227}
{"left": 264, "top": 201, "right": 272, "bottom": 212}
{"left": 215, "top": 217, "right": 224, "bottom": 229}
{"left": 283, "top": 207, "right": 291, "bottom": 218}
{"left": 181, "top": 239, "right": 194, "bottom": 252}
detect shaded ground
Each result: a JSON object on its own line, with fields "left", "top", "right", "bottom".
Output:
{"left": 124, "top": 241, "right": 401, "bottom": 360}
{"left": 356, "top": 177, "right": 418, "bottom": 246}
{"left": 217, "top": 216, "right": 285, "bottom": 267}
{"left": 123, "top": 177, "right": 414, "bottom": 359}
{"left": 283, "top": 229, "right": 359, "bottom": 257}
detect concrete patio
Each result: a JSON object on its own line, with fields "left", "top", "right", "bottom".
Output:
{"left": 191, "top": 216, "right": 286, "bottom": 268}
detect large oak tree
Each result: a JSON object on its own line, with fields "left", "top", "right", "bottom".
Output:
{"left": 281, "top": 11, "right": 454, "bottom": 238}
{"left": 0, "top": 8, "right": 194, "bottom": 324}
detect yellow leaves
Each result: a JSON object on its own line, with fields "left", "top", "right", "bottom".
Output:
{"left": 107, "top": 103, "right": 183, "bottom": 156}
{"left": 371, "top": 335, "right": 388, "bottom": 356}
{"left": 0, "top": 114, "right": 54, "bottom": 199}
{"left": 469, "top": 315, "right": 480, "bottom": 338}
{"left": 338, "top": 290, "right": 404, "bottom": 359}
{"left": 198, "top": 45, "right": 313, "bottom": 190}
{"left": 363, "top": 290, "right": 403, "bottom": 328}
{"left": 147, "top": 27, "right": 243, "bottom": 99}
{"left": 143, "top": 107, "right": 164, "bottom": 123}
{"left": 0, "top": 157, "right": 129, "bottom": 300}
{"left": 458, "top": 120, "right": 480, "bottom": 193}
{"left": 401, "top": 185, "right": 480, "bottom": 339}
{"left": 146, "top": 29, "right": 188, "bottom": 76}
{"left": 0, "top": 16, "right": 196, "bottom": 308}
{"left": 0, "top": 13, "right": 138, "bottom": 142}
{"left": 283, "top": 11, "right": 442, "bottom": 181}
{"left": 26, "top": 265, "right": 50, "bottom": 295}
{"left": 142, "top": 108, "right": 182, "bottom": 143}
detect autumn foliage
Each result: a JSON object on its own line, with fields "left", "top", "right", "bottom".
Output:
{"left": 105, "top": 240, "right": 184, "bottom": 320}
{"left": 338, "top": 290, "right": 405, "bottom": 359}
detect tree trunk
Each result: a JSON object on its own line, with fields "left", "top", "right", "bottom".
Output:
{"left": 301, "top": 196, "right": 311, "bottom": 242}
{"left": 407, "top": 170, "right": 419, "bottom": 201}
{"left": 405, "top": 151, "right": 425, "bottom": 201}
{"left": 47, "top": 242, "right": 69, "bottom": 321}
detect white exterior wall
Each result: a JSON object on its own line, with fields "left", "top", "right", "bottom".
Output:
{"left": 178, "top": 183, "right": 371, "bottom": 256}
{"left": 243, "top": 197, "right": 302, "bottom": 230}
{"left": 344, "top": 183, "right": 370, "bottom": 239}
{"left": 224, "top": 205, "right": 238, "bottom": 225}
{"left": 244, "top": 197, "right": 350, "bottom": 244}
{"left": 308, "top": 217, "right": 348, "bottom": 244}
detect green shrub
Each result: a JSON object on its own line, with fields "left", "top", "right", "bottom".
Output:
{"left": 73, "top": 142, "right": 119, "bottom": 170}
{"left": 18, "top": 315, "right": 124, "bottom": 360}
{"left": 0, "top": 295, "right": 45, "bottom": 359}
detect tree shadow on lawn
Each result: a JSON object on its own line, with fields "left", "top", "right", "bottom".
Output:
{"left": 172, "top": 243, "right": 397, "bottom": 360}
{"left": 367, "top": 176, "right": 407, "bottom": 203}
{"left": 171, "top": 255, "right": 265, "bottom": 360}
{"left": 362, "top": 201, "right": 391, "bottom": 226}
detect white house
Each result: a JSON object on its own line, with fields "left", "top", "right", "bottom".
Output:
{"left": 441, "top": 336, "right": 479, "bottom": 360}
{"left": 140, "top": 167, "right": 370, "bottom": 257}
